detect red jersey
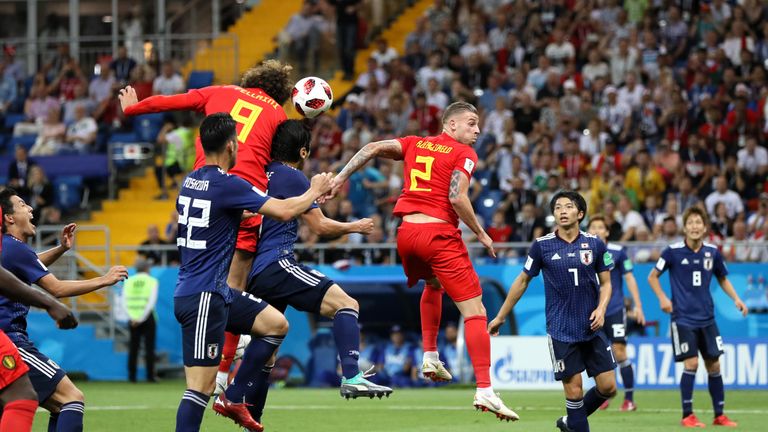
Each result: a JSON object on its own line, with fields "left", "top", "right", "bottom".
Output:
{"left": 394, "top": 133, "right": 478, "bottom": 227}
{"left": 123, "top": 85, "right": 286, "bottom": 190}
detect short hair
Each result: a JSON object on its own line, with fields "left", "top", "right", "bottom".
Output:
{"left": 199, "top": 113, "right": 237, "bottom": 154}
{"left": 134, "top": 257, "right": 151, "bottom": 273}
{"left": 240, "top": 59, "right": 293, "bottom": 105}
{"left": 441, "top": 101, "right": 478, "bottom": 124}
{"left": 270, "top": 119, "right": 311, "bottom": 163}
{"left": 549, "top": 190, "right": 588, "bottom": 221}
{"left": 587, "top": 214, "right": 606, "bottom": 229}
{"left": 663, "top": 215, "right": 676, "bottom": 224}
{"left": 0, "top": 188, "right": 18, "bottom": 233}
{"left": 682, "top": 206, "right": 709, "bottom": 227}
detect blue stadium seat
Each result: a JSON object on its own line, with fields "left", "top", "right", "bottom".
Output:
{"left": 476, "top": 189, "right": 505, "bottom": 224}
{"left": 9, "top": 134, "right": 36, "bottom": 151}
{"left": 187, "top": 70, "right": 214, "bottom": 89}
{"left": 53, "top": 175, "right": 84, "bottom": 210}
{"left": 135, "top": 113, "right": 165, "bottom": 142}
{"left": 108, "top": 131, "right": 139, "bottom": 144}
{"left": 474, "top": 169, "right": 493, "bottom": 187}
{"left": 4, "top": 113, "right": 26, "bottom": 130}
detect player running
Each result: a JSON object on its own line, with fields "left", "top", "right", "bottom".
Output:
{"left": 0, "top": 189, "right": 128, "bottom": 432}
{"left": 648, "top": 206, "right": 746, "bottom": 428}
{"left": 119, "top": 60, "right": 294, "bottom": 386}
{"left": 489, "top": 191, "right": 617, "bottom": 432}
{"left": 172, "top": 113, "right": 331, "bottom": 432}
{"left": 329, "top": 102, "right": 518, "bottom": 421}
{"left": 587, "top": 215, "right": 645, "bottom": 411}
{"left": 0, "top": 205, "right": 78, "bottom": 432}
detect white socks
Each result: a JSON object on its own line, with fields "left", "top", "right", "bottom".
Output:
{"left": 477, "top": 386, "right": 495, "bottom": 398}
{"left": 423, "top": 351, "right": 439, "bottom": 363}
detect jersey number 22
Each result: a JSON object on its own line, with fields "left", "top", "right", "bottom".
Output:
{"left": 178, "top": 196, "right": 211, "bottom": 250}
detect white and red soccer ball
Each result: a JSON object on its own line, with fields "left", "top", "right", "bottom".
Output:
{"left": 291, "top": 76, "right": 333, "bottom": 118}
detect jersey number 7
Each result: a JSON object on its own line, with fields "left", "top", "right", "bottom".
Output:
{"left": 409, "top": 155, "right": 435, "bottom": 192}
{"left": 178, "top": 196, "right": 211, "bottom": 250}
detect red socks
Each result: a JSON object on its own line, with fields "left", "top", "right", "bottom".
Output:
{"left": 218, "top": 332, "right": 241, "bottom": 373}
{"left": 0, "top": 399, "right": 38, "bottom": 432}
{"left": 464, "top": 315, "right": 491, "bottom": 388}
{"left": 420, "top": 284, "right": 443, "bottom": 352}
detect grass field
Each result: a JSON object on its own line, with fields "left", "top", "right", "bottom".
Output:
{"left": 32, "top": 381, "right": 766, "bottom": 431}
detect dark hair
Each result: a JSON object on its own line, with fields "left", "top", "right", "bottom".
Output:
{"left": 682, "top": 206, "right": 709, "bottom": 227}
{"left": 549, "top": 190, "right": 587, "bottom": 221}
{"left": 441, "top": 101, "right": 478, "bottom": 124}
{"left": 199, "top": 113, "right": 237, "bottom": 154}
{"left": 587, "top": 214, "right": 606, "bottom": 229}
{"left": 270, "top": 120, "right": 311, "bottom": 163}
{"left": 0, "top": 188, "right": 18, "bottom": 233}
{"left": 240, "top": 59, "right": 293, "bottom": 105}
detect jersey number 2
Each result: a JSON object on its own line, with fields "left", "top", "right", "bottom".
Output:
{"left": 409, "top": 155, "right": 434, "bottom": 192}
{"left": 230, "top": 99, "right": 264, "bottom": 143}
{"left": 178, "top": 196, "right": 211, "bottom": 250}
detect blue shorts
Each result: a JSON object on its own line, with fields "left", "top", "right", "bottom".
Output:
{"left": 602, "top": 309, "right": 627, "bottom": 344}
{"left": 548, "top": 333, "right": 616, "bottom": 381}
{"left": 174, "top": 289, "right": 269, "bottom": 367}
{"left": 671, "top": 321, "right": 724, "bottom": 362}
{"left": 9, "top": 334, "right": 66, "bottom": 403}
{"left": 248, "top": 259, "right": 335, "bottom": 314}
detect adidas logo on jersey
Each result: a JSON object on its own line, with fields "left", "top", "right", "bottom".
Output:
{"left": 682, "top": 258, "right": 689, "bottom": 265}
{"left": 551, "top": 253, "right": 561, "bottom": 260}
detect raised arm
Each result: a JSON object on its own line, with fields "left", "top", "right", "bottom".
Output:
{"left": 119, "top": 85, "right": 205, "bottom": 116}
{"left": 590, "top": 270, "right": 612, "bottom": 331}
{"left": 716, "top": 275, "right": 748, "bottom": 317}
{"left": 38, "top": 223, "right": 76, "bottom": 267}
{"left": 330, "top": 139, "right": 403, "bottom": 197}
{"left": 301, "top": 208, "right": 374, "bottom": 237}
{"left": 0, "top": 266, "right": 77, "bottom": 329}
{"left": 488, "top": 271, "right": 533, "bottom": 335}
{"left": 36, "top": 265, "right": 128, "bottom": 298}
{"left": 258, "top": 173, "right": 333, "bottom": 222}
{"left": 449, "top": 169, "right": 495, "bottom": 257}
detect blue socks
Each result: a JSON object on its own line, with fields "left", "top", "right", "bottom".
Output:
{"left": 708, "top": 372, "right": 725, "bottom": 416}
{"left": 176, "top": 389, "right": 209, "bottom": 432}
{"left": 583, "top": 387, "right": 610, "bottom": 416}
{"left": 565, "top": 398, "right": 589, "bottom": 432}
{"left": 225, "top": 335, "right": 284, "bottom": 403}
{"left": 57, "top": 401, "right": 84, "bottom": 432}
{"left": 47, "top": 413, "right": 58, "bottom": 432}
{"left": 333, "top": 308, "right": 361, "bottom": 379}
{"left": 681, "top": 369, "right": 696, "bottom": 418}
{"left": 619, "top": 360, "right": 635, "bottom": 401}
{"left": 248, "top": 364, "right": 274, "bottom": 423}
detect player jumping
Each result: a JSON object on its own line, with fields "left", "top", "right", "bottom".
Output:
{"left": 119, "top": 60, "right": 294, "bottom": 389}
{"left": 0, "top": 190, "right": 128, "bottom": 432}
{"left": 587, "top": 215, "right": 645, "bottom": 411}
{"left": 172, "top": 113, "right": 331, "bottom": 432}
{"left": 648, "top": 205, "right": 747, "bottom": 428}
{"left": 489, "top": 191, "right": 617, "bottom": 432}
{"left": 329, "top": 102, "right": 519, "bottom": 421}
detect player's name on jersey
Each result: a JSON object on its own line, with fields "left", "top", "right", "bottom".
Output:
{"left": 235, "top": 87, "right": 281, "bottom": 110}
{"left": 183, "top": 177, "right": 210, "bottom": 192}
{"left": 415, "top": 140, "right": 454, "bottom": 154}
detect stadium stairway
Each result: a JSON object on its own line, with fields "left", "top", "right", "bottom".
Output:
{"left": 181, "top": 0, "right": 304, "bottom": 84}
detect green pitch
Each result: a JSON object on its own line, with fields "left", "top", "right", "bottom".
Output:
{"left": 33, "top": 381, "right": 766, "bottom": 431}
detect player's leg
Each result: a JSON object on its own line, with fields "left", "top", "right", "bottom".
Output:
{"left": 552, "top": 338, "right": 588, "bottom": 432}
{"left": 582, "top": 335, "right": 618, "bottom": 419}
{"left": 40, "top": 376, "right": 85, "bottom": 432}
{"left": 612, "top": 342, "right": 636, "bottom": 409}
{"left": 700, "top": 324, "right": 735, "bottom": 427}
{"left": 128, "top": 322, "right": 139, "bottom": 382}
{"left": 0, "top": 332, "right": 37, "bottom": 432}
{"left": 672, "top": 322, "right": 706, "bottom": 428}
{"left": 144, "top": 315, "right": 157, "bottom": 382}
{"left": 14, "top": 341, "right": 72, "bottom": 432}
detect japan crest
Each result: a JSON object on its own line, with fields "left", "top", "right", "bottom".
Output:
{"left": 703, "top": 258, "right": 713, "bottom": 271}
{"left": 579, "top": 250, "right": 593, "bottom": 265}
{"left": 207, "top": 343, "right": 219, "bottom": 359}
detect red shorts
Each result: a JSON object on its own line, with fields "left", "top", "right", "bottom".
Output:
{"left": 0, "top": 331, "right": 29, "bottom": 390}
{"left": 235, "top": 214, "right": 263, "bottom": 253}
{"left": 397, "top": 221, "right": 482, "bottom": 302}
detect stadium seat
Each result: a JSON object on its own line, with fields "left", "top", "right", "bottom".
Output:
{"left": 53, "top": 175, "right": 84, "bottom": 210}
{"left": 474, "top": 169, "right": 493, "bottom": 187}
{"left": 9, "top": 134, "right": 37, "bottom": 151}
{"left": 476, "top": 189, "right": 505, "bottom": 224}
{"left": 135, "top": 113, "right": 165, "bottom": 143}
{"left": 187, "top": 70, "right": 214, "bottom": 89}
{"left": 108, "top": 131, "right": 139, "bottom": 144}
{"left": 4, "top": 113, "right": 26, "bottom": 130}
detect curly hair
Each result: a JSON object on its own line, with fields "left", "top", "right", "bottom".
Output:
{"left": 240, "top": 59, "right": 294, "bottom": 105}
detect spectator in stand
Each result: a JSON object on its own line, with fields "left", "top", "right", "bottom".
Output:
{"left": 276, "top": 1, "right": 323, "bottom": 75}
{"left": 706, "top": 175, "right": 745, "bottom": 221}
{"left": 680, "top": 134, "right": 715, "bottom": 199}
{"left": 417, "top": 50, "right": 452, "bottom": 91}
{"left": 47, "top": 58, "right": 86, "bottom": 101}
{"left": 410, "top": 91, "right": 441, "bottom": 136}
{"left": 710, "top": 201, "right": 732, "bottom": 240}
{"left": 152, "top": 61, "right": 184, "bottom": 96}
{"left": 25, "top": 165, "right": 53, "bottom": 223}
{"left": 29, "top": 108, "right": 65, "bottom": 156}
{"left": 371, "top": 37, "right": 399, "bottom": 68}
{"left": 14, "top": 83, "right": 60, "bottom": 136}
{"left": 425, "top": 77, "right": 449, "bottom": 110}
{"left": 545, "top": 29, "right": 575, "bottom": 68}
{"left": 356, "top": 57, "right": 388, "bottom": 91}
{"left": 111, "top": 45, "right": 137, "bottom": 86}
{"left": 62, "top": 83, "right": 93, "bottom": 124}
{"left": 486, "top": 210, "right": 513, "bottom": 257}
{"left": 63, "top": 104, "right": 98, "bottom": 154}
{"left": 737, "top": 136, "right": 768, "bottom": 185}
{"left": 599, "top": 86, "right": 632, "bottom": 144}
{"left": 0, "top": 62, "right": 16, "bottom": 121}
{"left": 513, "top": 202, "right": 546, "bottom": 243}
{"left": 748, "top": 193, "right": 768, "bottom": 235}
{"left": 89, "top": 59, "right": 116, "bottom": 105}
{"left": 138, "top": 224, "right": 171, "bottom": 265}
{"left": 1, "top": 44, "right": 25, "bottom": 84}
{"left": 8, "top": 145, "right": 35, "bottom": 192}
{"left": 131, "top": 65, "right": 155, "bottom": 101}
{"left": 617, "top": 194, "right": 648, "bottom": 241}
{"left": 154, "top": 116, "right": 195, "bottom": 199}
{"left": 624, "top": 149, "right": 665, "bottom": 206}
{"left": 723, "top": 220, "right": 761, "bottom": 262}
{"left": 330, "top": 0, "right": 361, "bottom": 81}
{"left": 609, "top": 38, "right": 638, "bottom": 86}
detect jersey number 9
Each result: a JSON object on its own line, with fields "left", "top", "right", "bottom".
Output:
{"left": 230, "top": 99, "right": 264, "bottom": 143}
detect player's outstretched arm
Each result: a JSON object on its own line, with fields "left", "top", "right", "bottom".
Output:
{"left": 624, "top": 272, "right": 645, "bottom": 326}
{"left": 36, "top": 266, "right": 129, "bottom": 298}
{"left": 0, "top": 267, "right": 78, "bottom": 329}
{"left": 590, "top": 271, "right": 612, "bottom": 331}
{"left": 119, "top": 85, "right": 205, "bottom": 116}
{"left": 328, "top": 139, "right": 403, "bottom": 199}
{"left": 260, "top": 173, "right": 333, "bottom": 222}
{"left": 37, "top": 223, "right": 76, "bottom": 267}
{"left": 647, "top": 268, "right": 673, "bottom": 313}
{"left": 716, "top": 276, "right": 748, "bottom": 317}
{"left": 448, "top": 169, "right": 495, "bottom": 257}
{"left": 488, "top": 272, "right": 532, "bottom": 335}
{"left": 301, "top": 209, "right": 374, "bottom": 237}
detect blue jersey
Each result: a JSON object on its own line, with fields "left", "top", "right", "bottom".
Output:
{"left": 0, "top": 234, "right": 50, "bottom": 336}
{"left": 606, "top": 243, "right": 633, "bottom": 315}
{"left": 524, "top": 231, "right": 614, "bottom": 342}
{"left": 251, "top": 162, "right": 317, "bottom": 276}
{"left": 654, "top": 241, "right": 728, "bottom": 327}
{"left": 175, "top": 166, "right": 271, "bottom": 303}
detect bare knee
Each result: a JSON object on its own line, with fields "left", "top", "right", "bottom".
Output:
{"left": 268, "top": 317, "right": 289, "bottom": 336}
{"left": 705, "top": 358, "right": 720, "bottom": 374}
{"left": 684, "top": 357, "right": 699, "bottom": 371}
{"left": 599, "top": 381, "right": 617, "bottom": 398}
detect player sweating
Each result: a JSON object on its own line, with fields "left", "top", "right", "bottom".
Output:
{"left": 171, "top": 113, "right": 331, "bottom": 432}
{"left": 329, "top": 102, "right": 518, "bottom": 421}
{"left": 489, "top": 191, "right": 616, "bottom": 432}
{"left": 119, "top": 60, "right": 294, "bottom": 389}
{"left": 648, "top": 205, "right": 747, "bottom": 428}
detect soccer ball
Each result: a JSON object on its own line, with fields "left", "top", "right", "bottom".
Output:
{"left": 291, "top": 76, "right": 333, "bottom": 118}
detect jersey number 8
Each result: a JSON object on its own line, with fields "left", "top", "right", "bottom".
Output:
{"left": 178, "top": 196, "right": 211, "bottom": 250}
